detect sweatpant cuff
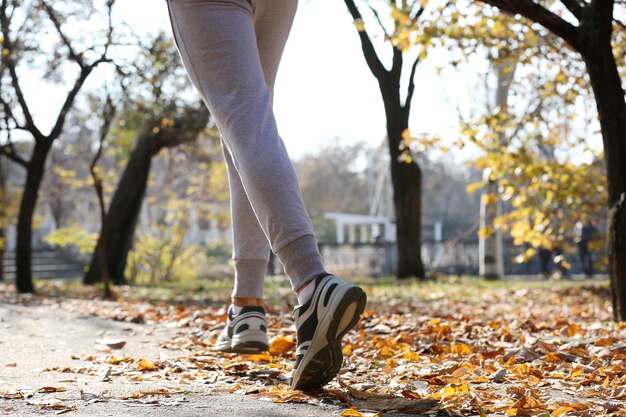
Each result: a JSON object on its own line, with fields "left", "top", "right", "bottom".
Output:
{"left": 276, "top": 235, "right": 326, "bottom": 293}
{"left": 232, "top": 259, "right": 267, "bottom": 299}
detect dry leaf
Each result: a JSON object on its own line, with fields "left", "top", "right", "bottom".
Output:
{"left": 97, "top": 339, "right": 126, "bottom": 350}
{"left": 341, "top": 409, "right": 364, "bottom": 417}
{"left": 269, "top": 336, "right": 295, "bottom": 355}
{"left": 136, "top": 358, "right": 156, "bottom": 371}
{"left": 38, "top": 386, "right": 68, "bottom": 393}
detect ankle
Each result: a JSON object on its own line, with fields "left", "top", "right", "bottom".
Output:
{"left": 296, "top": 279, "right": 316, "bottom": 305}
{"left": 231, "top": 297, "right": 264, "bottom": 307}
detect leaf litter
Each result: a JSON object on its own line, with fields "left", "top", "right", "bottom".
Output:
{"left": 1, "top": 281, "right": 626, "bottom": 416}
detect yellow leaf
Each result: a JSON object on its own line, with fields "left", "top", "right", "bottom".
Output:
{"left": 482, "top": 194, "right": 499, "bottom": 205}
{"left": 401, "top": 350, "right": 420, "bottom": 361}
{"left": 38, "top": 386, "right": 67, "bottom": 393}
{"left": 244, "top": 353, "right": 273, "bottom": 363}
{"left": 551, "top": 406, "right": 576, "bottom": 417}
{"left": 137, "top": 358, "right": 156, "bottom": 371}
{"left": 465, "top": 181, "right": 487, "bottom": 194}
{"left": 450, "top": 344, "right": 472, "bottom": 355}
{"left": 269, "top": 336, "right": 295, "bottom": 355}
{"left": 353, "top": 18, "right": 365, "bottom": 32}
{"left": 342, "top": 409, "right": 363, "bottom": 417}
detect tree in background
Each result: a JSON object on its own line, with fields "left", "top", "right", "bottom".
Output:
{"left": 84, "top": 33, "right": 211, "bottom": 285}
{"left": 295, "top": 142, "right": 370, "bottom": 242}
{"left": 89, "top": 94, "right": 116, "bottom": 298}
{"left": 0, "top": 0, "right": 117, "bottom": 293}
{"left": 464, "top": 0, "right": 626, "bottom": 318}
{"left": 0, "top": 154, "right": 4, "bottom": 281}
{"left": 477, "top": 58, "right": 516, "bottom": 280}
{"left": 396, "top": 1, "right": 611, "bottom": 279}
{"left": 343, "top": 0, "right": 428, "bottom": 279}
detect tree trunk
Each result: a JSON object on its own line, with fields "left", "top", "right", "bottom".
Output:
{"left": 385, "top": 98, "right": 425, "bottom": 279}
{"left": 0, "top": 156, "right": 4, "bottom": 282}
{"left": 84, "top": 107, "right": 209, "bottom": 286}
{"left": 16, "top": 141, "right": 51, "bottom": 293}
{"left": 84, "top": 134, "right": 156, "bottom": 285}
{"left": 480, "top": 59, "right": 515, "bottom": 280}
{"left": 479, "top": 177, "right": 504, "bottom": 279}
{"left": 582, "top": 39, "right": 626, "bottom": 321}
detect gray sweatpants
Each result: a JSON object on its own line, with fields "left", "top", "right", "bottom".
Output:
{"left": 166, "top": 0, "right": 326, "bottom": 297}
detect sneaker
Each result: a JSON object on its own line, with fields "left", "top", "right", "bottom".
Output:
{"left": 290, "top": 274, "right": 367, "bottom": 390}
{"left": 215, "top": 305, "right": 269, "bottom": 353}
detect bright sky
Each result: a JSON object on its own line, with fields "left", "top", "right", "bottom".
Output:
{"left": 121, "top": 0, "right": 466, "bottom": 160}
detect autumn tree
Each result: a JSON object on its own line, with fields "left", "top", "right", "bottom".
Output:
{"left": 462, "top": 0, "right": 626, "bottom": 319}
{"left": 343, "top": 0, "right": 427, "bottom": 279}
{"left": 83, "top": 34, "right": 211, "bottom": 285}
{"left": 89, "top": 94, "right": 116, "bottom": 297}
{"left": 0, "top": 153, "right": 4, "bottom": 281}
{"left": 0, "top": 0, "right": 117, "bottom": 293}
{"left": 295, "top": 142, "right": 370, "bottom": 241}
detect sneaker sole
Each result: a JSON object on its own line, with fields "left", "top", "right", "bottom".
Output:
{"left": 216, "top": 341, "right": 269, "bottom": 353}
{"left": 291, "top": 285, "right": 367, "bottom": 390}
{"left": 216, "top": 329, "right": 269, "bottom": 353}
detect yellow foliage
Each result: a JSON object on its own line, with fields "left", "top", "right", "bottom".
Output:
{"left": 481, "top": 194, "right": 498, "bottom": 205}
{"left": 353, "top": 18, "right": 365, "bottom": 32}
{"left": 466, "top": 181, "right": 485, "bottom": 194}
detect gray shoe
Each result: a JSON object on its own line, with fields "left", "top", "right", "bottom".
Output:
{"left": 290, "top": 274, "right": 367, "bottom": 390}
{"left": 215, "top": 305, "right": 269, "bottom": 353}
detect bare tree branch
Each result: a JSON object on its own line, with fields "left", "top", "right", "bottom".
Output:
{"left": 560, "top": 0, "right": 585, "bottom": 20}
{"left": 154, "top": 105, "right": 210, "bottom": 150}
{"left": 40, "top": 1, "right": 84, "bottom": 67}
{"left": 403, "top": 55, "right": 420, "bottom": 115}
{"left": 410, "top": 5, "right": 426, "bottom": 23}
{"left": 47, "top": 56, "right": 111, "bottom": 141}
{"left": 90, "top": 93, "right": 116, "bottom": 299}
{"left": 46, "top": 0, "right": 116, "bottom": 141}
{"left": 0, "top": 90, "right": 23, "bottom": 130}
{"left": 478, "top": 0, "right": 581, "bottom": 51}
{"left": 390, "top": 45, "right": 403, "bottom": 80}
{"left": 344, "top": 0, "right": 389, "bottom": 81}
{"left": 1, "top": 144, "right": 28, "bottom": 167}
{"left": 0, "top": 0, "right": 45, "bottom": 141}
{"left": 368, "top": 5, "right": 391, "bottom": 39}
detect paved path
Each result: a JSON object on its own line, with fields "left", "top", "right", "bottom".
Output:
{"left": 0, "top": 301, "right": 344, "bottom": 416}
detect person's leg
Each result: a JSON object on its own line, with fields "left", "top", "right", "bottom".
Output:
{"left": 225, "top": 0, "right": 301, "bottom": 305}
{"left": 222, "top": 140, "right": 269, "bottom": 303}
{"left": 167, "top": 0, "right": 366, "bottom": 389}
{"left": 167, "top": 0, "right": 325, "bottom": 293}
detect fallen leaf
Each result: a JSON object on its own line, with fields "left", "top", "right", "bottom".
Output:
{"left": 341, "top": 408, "right": 363, "bottom": 417}
{"left": 269, "top": 336, "right": 295, "bottom": 355}
{"left": 97, "top": 339, "right": 126, "bottom": 350}
{"left": 136, "top": 358, "right": 156, "bottom": 371}
{"left": 38, "top": 387, "right": 68, "bottom": 393}
{"left": 489, "top": 368, "right": 507, "bottom": 382}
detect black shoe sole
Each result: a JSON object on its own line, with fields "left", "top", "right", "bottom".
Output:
{"left": 292, "top": 286, "right": 367, "bottom": 391}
